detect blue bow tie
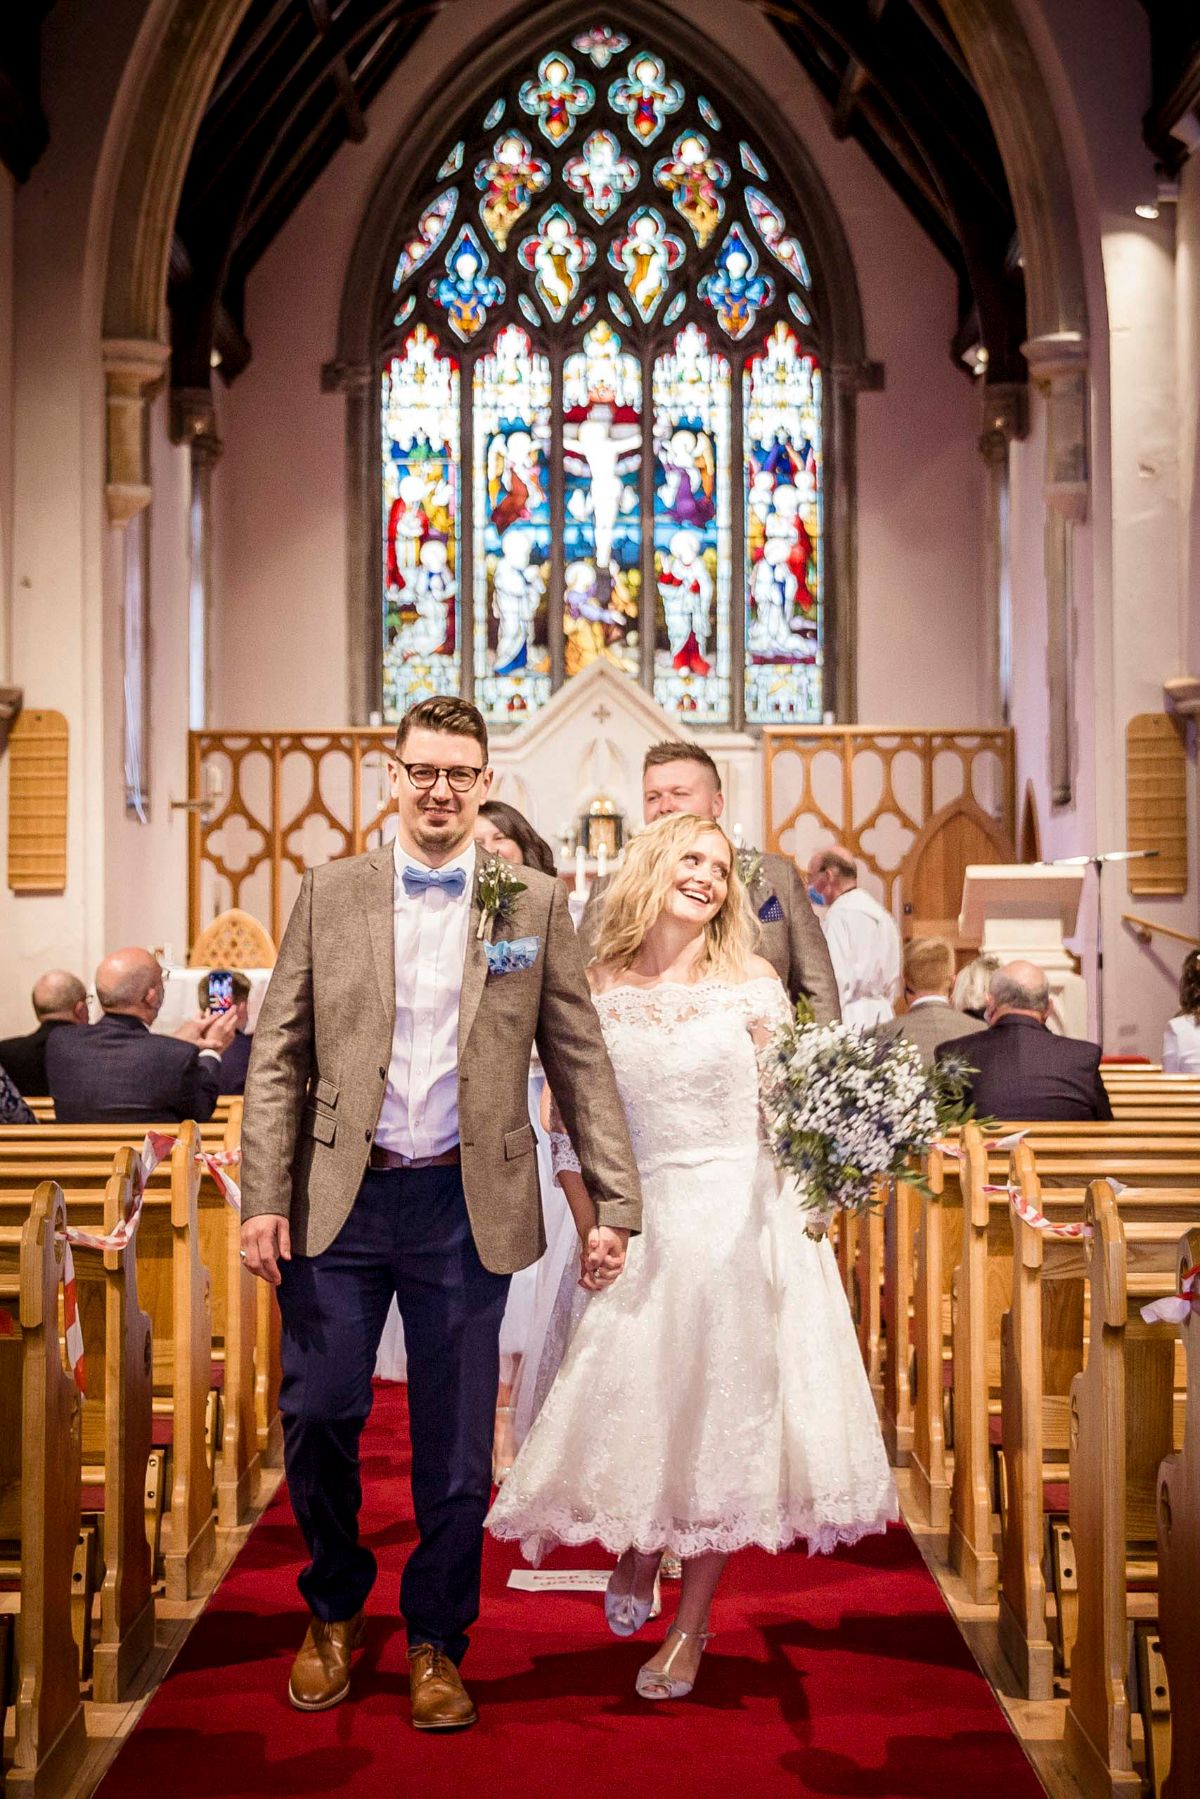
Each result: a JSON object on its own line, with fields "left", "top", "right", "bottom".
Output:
{"left": 402, "top": 863, "right": 467, "bottom": 899}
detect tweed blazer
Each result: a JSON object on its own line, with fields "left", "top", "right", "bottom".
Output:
{"left": 876, "top": 999, "right": 986, "bottom": 1068}
{"left": 240, "top": 848, "right": 642, "bottom": 1271}
{"left": 577, "top": 849, "right": 840, "bottom": 1023}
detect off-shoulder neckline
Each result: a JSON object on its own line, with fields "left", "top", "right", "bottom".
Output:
{"left": 592, "top": 974, "right": 782, "bottom": 997}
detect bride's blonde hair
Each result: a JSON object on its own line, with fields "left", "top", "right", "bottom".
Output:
{"left": 592, "top": 813, "right": 757, "bottom": 978}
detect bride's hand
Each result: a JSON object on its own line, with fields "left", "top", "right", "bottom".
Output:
{"left": 578, "top": 1224, "right": 628, "bottom": 1291}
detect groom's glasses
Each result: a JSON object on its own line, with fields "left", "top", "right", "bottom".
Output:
{"left": 396, "top": 759, "right": 484, "bottom": 794}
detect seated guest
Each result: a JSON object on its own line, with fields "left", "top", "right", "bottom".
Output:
{"left": 951, "top": 953, "right": 999, "bottom": 1022}
{"left": 0, "top": 1065, "right": 36, "bottom": 1125}
{"left": 877, "top": 937, "right": 986, "bottom": 1067}
{"left": 0, "top": 969, "right": 89, "bottom": 1097}
{"left": 197, "top": 970, "right": 254, "bottom": 1095}
{"left": 47, "top": 947, "right": 237, "bottom": 1124}
{"left": 937, "top": 959, "right": 1113, "bottom": 1121}
{"left": 475, "top": 798, "right": 557, "bottom": 876}
{"left": 1163, "top": 949, "right": 1200, "bottom": 1075}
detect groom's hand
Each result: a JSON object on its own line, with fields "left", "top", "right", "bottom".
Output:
{"left": 579, "top": 1225, "right": 628, "bottom": 1292}
{"left": 241, "top": 1213, "right": 292, "bottom": 1285}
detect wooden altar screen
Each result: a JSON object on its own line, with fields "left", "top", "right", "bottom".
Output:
{"left": 187, "top": 726, "right": 1016, "bottom": 949}
{"left": 762, "top": 727, "right": 1016, "bottom": 935}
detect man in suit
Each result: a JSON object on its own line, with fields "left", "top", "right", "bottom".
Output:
{"left": 877, "top": 937, "right": 986, "bottom": 1067}
{"left": 937, "top": 959, "right": 1113, "bottom": 1121}
{"left": 0, "top": 969, "right": 89, "bottom": 1097}
{"left": 806, "top": 846, "right": 902, "bottom": 1028}
{"left": 240, "top": 695, "right": 640, "bottom": 1733}
{"left": 197, "top": 970, "right": 253, "bottom": 1095}
{"left": 577, "top": 741, "right": 840, "bottom": 1021}
{"left": 46, "top": 949, "right": 237, "bottom": 1123}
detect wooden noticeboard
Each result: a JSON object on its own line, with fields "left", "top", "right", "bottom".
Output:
{"left": 7, "top": 709, "right": 68, "bottom": 893}
{"left": 1126, "top": 712, "right": 1187, "bottom": 897}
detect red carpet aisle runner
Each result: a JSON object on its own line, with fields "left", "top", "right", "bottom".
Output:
{"left": 98, "top": 1383, "right": 1046, "bottom": 1799}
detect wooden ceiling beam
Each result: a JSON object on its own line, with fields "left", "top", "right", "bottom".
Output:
{"left": 306, "top": 0, "right": 367, "bottom": 142}
{"left": 830, "top": 0, "right": 888, "bottom": 140}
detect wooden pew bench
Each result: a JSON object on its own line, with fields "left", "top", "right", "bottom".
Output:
{"left": 1064, "top": 1182, "right": 1194, "bottom": 1799}
{"left": 0, "top": 1187, "right": 86, "bottom": 1796}
{"left": 0, "top": 1131, "right": 216, "bottom": 1600}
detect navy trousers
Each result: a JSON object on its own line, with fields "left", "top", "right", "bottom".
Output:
{"left": 276, "top": 1165, "right": 510, "bottom": 1664}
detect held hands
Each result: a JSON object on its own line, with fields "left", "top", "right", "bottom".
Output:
{"left": 240, "top": 1213, "right": 292, "bottom": 1285}
{"left": 579, "top": 1224, "right": 628, "bottom": 1292}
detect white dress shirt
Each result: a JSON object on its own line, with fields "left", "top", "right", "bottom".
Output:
{"left": 822, "top": 886, "right": 902, "bottom": 1029}
{"left": 374, "top": 839, "right": 476, "bottom": 1160}
{"left": 1163, "top": 1013, "right": 1200, "bottom": 1075}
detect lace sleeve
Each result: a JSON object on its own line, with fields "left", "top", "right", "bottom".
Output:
{"left": 744, "top": 976, "right": 792, "bottom": 1037}
{"left": 546, "top": 1089, "right": 582, "bottom": 1180}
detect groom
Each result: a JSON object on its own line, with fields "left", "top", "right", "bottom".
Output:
{"left": 240, "top": 695, "right": 641, "bottom": 1732}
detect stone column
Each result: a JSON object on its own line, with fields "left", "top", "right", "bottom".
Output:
{"left": 102, "top": 339, "right": 170, "bottom": 524}
{"left": 978, "top": 382, "right": 1029, "bottom": 727}
{"left": 172, "top": 386, "right": 224, "bottom": 729}
{"left": 322, "top": 357, "right": 376, "bottom": 722}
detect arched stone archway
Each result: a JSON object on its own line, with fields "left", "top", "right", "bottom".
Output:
{"left": 97, "top": 0, "right": 1092, "bottom": 537}
{"left": 326, "top": 0, "right": 878, "bottom": 724}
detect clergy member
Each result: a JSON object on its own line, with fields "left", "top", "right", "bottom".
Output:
{"left": 806, "top": 846, "right": 901, "bottom": 1029}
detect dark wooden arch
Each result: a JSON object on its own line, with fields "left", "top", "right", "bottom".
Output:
{"left": 326, "top": 0, "right": 878, "bottom": 727}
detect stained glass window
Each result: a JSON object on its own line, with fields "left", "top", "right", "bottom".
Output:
{"left": 381, "top": 327, "right": 461, "bottom": 717}
{"left": 379, "top": 27, "right": 828, "bottom": 727}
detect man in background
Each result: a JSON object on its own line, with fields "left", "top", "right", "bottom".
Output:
{"left": 877, "top": 937, "right": 986, "bottom": 1067}
{"left": 47, "top": 947, "right": 236, "bottom": 1123}
{"left": 578, "top": 741, "right": 840, "bottom": 1020}
{"left": 197, "top": 970, "right": 254, "bottom": 1095}
{"left": 937, "top": 959, "right": 1113, "bottom": 1121}
{"left": 806, "top": 846, "right": 901, "bottom": 1028}
{"left": 0, "top": 970, "right": 89, "bottom": 1097}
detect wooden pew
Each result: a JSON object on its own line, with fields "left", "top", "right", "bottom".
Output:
{"left": 1157, "top": 1226, "right": 1200, "bottom": 1799}
{"left": 948, "top": 1123, "right": 1000, "bottom": 1600}
{"left": 1063, "top": 1182, "right": 1190, "bottom": 1799}
{"left": 0, "top": 1106, "right": 263, "bottom": 1533}
{"left": 86, "top": 1151, "right": 155, "bottom": 1704}
{"left": 0, "top": 1186, "right": 86, "bottom": 1796}
{"left": 909, "top": 1144, "right": 952, "bottom": 1529}
{"left": 882, "top": 1175, "right": 918, "bottom": 1464}
{"left": 0, "top": 1133, "right": 215, "bottom": 1600}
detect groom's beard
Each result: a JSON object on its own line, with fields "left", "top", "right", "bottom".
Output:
{"left": 411, "top": 795, "right": 473, "bottom": 858}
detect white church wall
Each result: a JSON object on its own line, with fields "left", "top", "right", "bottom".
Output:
{"left": 0, "top": 167, "right": 14, "bottom": 690}
{"left": 212, "top": 0, "right": 984, "bottom": 736}
{"left": 1011, "top": 0, "right": 1198, "bottom": 1053}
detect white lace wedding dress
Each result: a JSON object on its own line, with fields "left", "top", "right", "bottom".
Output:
{"left": 487, "top": 976, "right": 897, "bottom": 1563}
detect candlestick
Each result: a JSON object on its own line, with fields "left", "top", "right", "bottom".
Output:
{"left": 733, "top": 822, "right": 744, "bottom": 847}
{"left": 596, "top": 841, "right": 608, "bottom": 881}
{"left": 574, "top": 843, "right": 587, "bottom": 896}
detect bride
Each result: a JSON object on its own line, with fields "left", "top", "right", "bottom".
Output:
{"left": 487, "top": 813, "right": 895, "bottom": 1701}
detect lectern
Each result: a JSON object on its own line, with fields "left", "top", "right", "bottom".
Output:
{"left": 959, "top": 864, "right": 1089, "bottom": 1039}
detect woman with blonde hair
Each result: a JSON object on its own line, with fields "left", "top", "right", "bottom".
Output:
{"left": 488, "top": 813, "right": 894, "bottom": 1702}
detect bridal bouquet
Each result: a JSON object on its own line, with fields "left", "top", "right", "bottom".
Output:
{"left": 758, "top": 1003, "right": 977, "bottom": 1231}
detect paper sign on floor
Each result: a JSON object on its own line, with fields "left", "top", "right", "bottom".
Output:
{"left": 507, "top": 1571, "right": 611, "bottom": 1593}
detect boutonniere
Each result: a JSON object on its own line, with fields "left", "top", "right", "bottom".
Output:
{"left": 737, "top": 847, "right": 764, "bottom": 890}
{"left": 476, "top": 858, "right": 526, "bottom": 940}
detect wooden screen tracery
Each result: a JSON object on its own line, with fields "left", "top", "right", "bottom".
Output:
{"left": 763, "top": 727, "right": 1016, "bottom": 923}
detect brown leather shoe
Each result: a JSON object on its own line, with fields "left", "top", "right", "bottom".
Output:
{"left": 407, "top": 1644, "right": 478, "bottom": 1731}
{"left": 288, "top": 1611, "right": 366, "bottom": 1711}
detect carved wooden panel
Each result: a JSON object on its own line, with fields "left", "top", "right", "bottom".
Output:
{"left": 763, "top": 727, "right": 1015, "bottom": 921}
{"left": 189, "top": 731, "right": 395, "bottom": 946}
{"left": 1126, "top": 713, "right": 1187, "bottom": 897}
{"left": 899, "top": 796, "right": 1016, "bottom": 943}
{"left": 7, "top": 708, "right": 68, "bottom": 893}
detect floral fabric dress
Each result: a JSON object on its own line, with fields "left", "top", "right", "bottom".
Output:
{"left": 487, "top": 976, "right": 896, "bottom": 1563}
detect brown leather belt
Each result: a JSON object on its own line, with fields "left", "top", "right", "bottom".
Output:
{"left": 368, "top": 1145, "right": 461, "bottom": 1171}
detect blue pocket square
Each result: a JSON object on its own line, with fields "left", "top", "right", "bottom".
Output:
{"left": 758, "top": 895, "right": 785, "bottom": 924}
{"left": 485, "top": 935, "right": 540, "bottom": 975}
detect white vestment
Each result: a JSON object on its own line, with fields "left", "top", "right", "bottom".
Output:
{"left": 822, "top": 886, "right": 901, "bottom": 1029}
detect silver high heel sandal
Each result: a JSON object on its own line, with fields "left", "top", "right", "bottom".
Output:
{"left": 604, "top": 1551, "right": 663, "bottom": 1638}
{"left": 635, "top": 1623, "right": 713, "bottom": 1701}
